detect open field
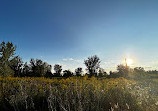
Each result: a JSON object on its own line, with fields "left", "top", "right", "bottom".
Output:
{"left": 1, "top": 0, "right": 158, "bottom": 111}
{"left": 0, "top": 76, "right": 158, "bottom": 111}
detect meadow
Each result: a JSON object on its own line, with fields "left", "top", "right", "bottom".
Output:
{"left": 0, "top": 76, "right": 158, "bottom": 111}
{"left": 1, "top": 0, "right": 158, "bottom": 110}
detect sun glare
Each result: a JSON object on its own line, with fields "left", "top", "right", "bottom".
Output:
{"left": 126, "top": 58, "right": 133, "bottom": 66}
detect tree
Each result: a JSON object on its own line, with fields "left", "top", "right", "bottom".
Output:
{"left": 22, "top": 62, "right": 31, "bottom": 77}
{"left": 147, "top": 70, "right": 158, "bottom": 74}
{"left": 117, "top": 64, "right": 129, "bottom": 77}
{"left": 133, "top": 67, "right": 146, "bottom": 80}
{"left": 63, "top": 70, "right": 73, "bottom": 78}
{"left": 54, "top": 64, "right": 62, "bottom": 77}
{"left": 84, "top": 55, "right": 100, "bottom": 77}
{"left": 29, "top": 58, "right": 52, "bottom": 77}
{"left": 0, "top": 41, "right": 16, "bottom": 77}
{"left": 98, "top": 68, "right": 106, "bottom": 77}
{"left": 75, "top": 67, "right": 83, "bottom": 76}
{"left": 44, "top": 64, "right": 53, "bottom": 78}
{"left": 10, "top": 56, "right": 23, "bottom": 77}
{"left": 108, "top": 71, "right": 118, "bottom": 78}
{"left": 134, "top": 67, "right": 145, "bottom": 72}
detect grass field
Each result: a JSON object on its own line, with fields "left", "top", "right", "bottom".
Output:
{"left": 0, "top": 75, "right": 158, "bottom": 111}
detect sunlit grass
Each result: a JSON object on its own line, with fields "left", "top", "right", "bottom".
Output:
{"left": 0, "top": 76, "right": 158, "bottom": 111}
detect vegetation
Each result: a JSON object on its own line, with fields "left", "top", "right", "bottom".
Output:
{"left": 0, "top": 77, "right": 157, "bottom": 111}
{"left": 0, "top": 41, "right": 158, "bottom": 111}
{"left": 75, "top": 67, "right": 83, "bottom": 76}
{"left": 54, "top": 64, "right": 62, "bottom": 77}
{"left": 84, "top": 55, "right": 101, "bottom": 77}
{"left": 0, "top": 41, "right": 16, "bottom": 77}
{"left": 1, "top": 41, "right": 158, "bottom": 79}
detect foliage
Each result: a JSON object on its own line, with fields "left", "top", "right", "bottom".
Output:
{"left": 117, "top": 64, "right": 129, "bottom": 78}
{"left": 1, "top": 41, "right": 158, "bottom": 111}
{"left": 75, "top": 67, "right": 82, "bottom": 76}
{"left": 84, "top": 55, "right": 100, "bottom": 77}
{"left": 147, "top": 70, "right": 158, "bottom": 74}
{"left": 63, "top": 70, "right": 73, "bottom": 78}
{"left": 10, "top": 56, "right": 23, "bottom": 77}
{"left": 22, "top": 62, "right": 31, "bottom": 77}
{"left": 132, "top": 67, "right": 147, "bottom": 80}
{"left": 0, "top": 77, "right": 157, "bottom": 111}
{"left": 98, "top": 68, "right": 107, "bottom": 77}
{"left": 29, "top": 58, "right": 52, "bottom": 77}
{"left": 0, "top": 41, "right": 16, "bottom": 77}
{"left": 54, "top": 64, "right": 62, "bottom": 77}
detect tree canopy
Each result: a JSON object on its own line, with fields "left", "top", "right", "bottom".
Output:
{"left": 84, "top": 55, "right": 100, "bottom": 77}
{"left": 0, "top": 41, "right": 16, "bottom": 77}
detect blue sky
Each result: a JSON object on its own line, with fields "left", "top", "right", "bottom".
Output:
{"left": 1, "top": 0, "right": 158, "bottom": 72}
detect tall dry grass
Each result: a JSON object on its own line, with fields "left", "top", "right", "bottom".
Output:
{"left": 0, "top": 76, "right": 157, "bottom": 111}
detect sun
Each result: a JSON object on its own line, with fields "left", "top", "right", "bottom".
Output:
{"left": 125, "top": 58, "right": 133, "bottom": 66}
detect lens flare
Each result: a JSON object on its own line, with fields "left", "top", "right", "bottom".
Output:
{"left": 126, "top": 59, "right": 133, "bottom": 66}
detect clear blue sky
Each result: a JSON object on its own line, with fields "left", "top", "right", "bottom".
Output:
{"left": 1, "top": 0, "right": 158, "bottom": 72}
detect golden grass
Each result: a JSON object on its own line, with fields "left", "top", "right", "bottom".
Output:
{"left": 0, "top": 76, "right": 157, "bottom": 111}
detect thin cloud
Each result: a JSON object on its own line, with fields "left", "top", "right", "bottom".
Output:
{"left": 62, "top": 59, "right": 68, "bottom": 61}
{"left": 62, "top": 58, "right": 82, "bottom": 63}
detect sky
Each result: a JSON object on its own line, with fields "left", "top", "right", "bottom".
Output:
{"left": 1, "top": 0, "right": 158, "bottom": 72}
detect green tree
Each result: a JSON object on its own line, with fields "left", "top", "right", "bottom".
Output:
{"left": 134, "top": 67, "right": 145, "bottom": 72}
{"left": 133, "top": 67, "right": 147, "bottom": 80}
{"left": 75, "top": 67, "right": 82, "bottom": 76}
{"left": 22, "top": 62, "right": 31, "bottom": 77}
{"left": 84, "top": 55, "right": 100, "bottom": 77}
{"left": 117, "top": 64, "right": 129, "bottom": 78}
{"left": 30, "top": 58, "right": 51, "bottom": 77}
{"left": 54, "top": 64, "right": 62, "bottom": 77}
{"left": 44, "top": 64, "right": 53, "bottom": 78}
{"left": 0, "top": 41, "right": 16, "bottom": 77}
{"left": 98, "top": 68, "right": 106, "bottom": 77}
{"left": 63, "top": 70, "right": 73, "bottom": 78}
{"left": 10, "top": 56, "right": 23, "bottom": 77}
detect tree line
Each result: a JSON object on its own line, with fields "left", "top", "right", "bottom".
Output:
{"left": 0, "top": 41, "right": 157, "bottom": 79}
